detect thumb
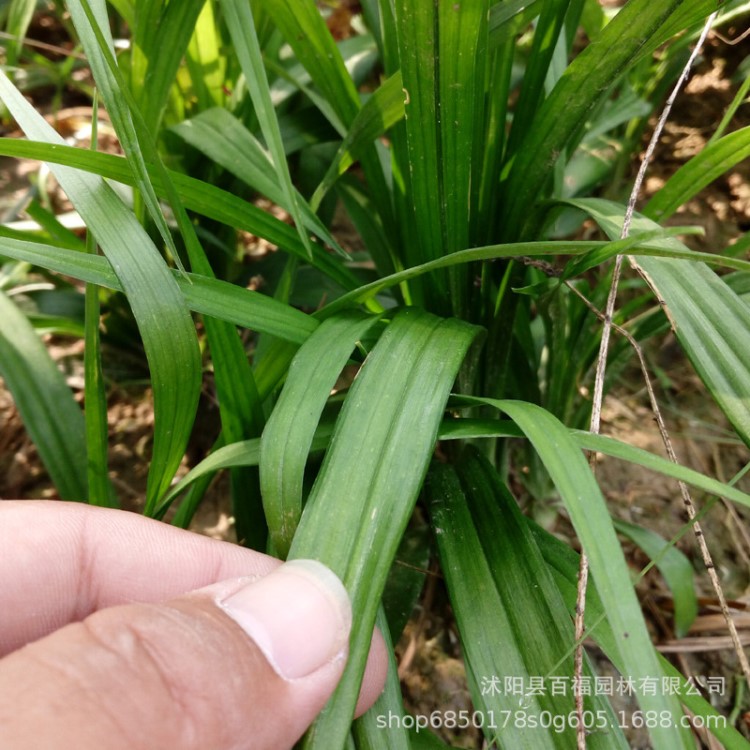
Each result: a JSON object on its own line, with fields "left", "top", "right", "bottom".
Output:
{"left": 0, "top": 559, "right": 384, "bottom": 750}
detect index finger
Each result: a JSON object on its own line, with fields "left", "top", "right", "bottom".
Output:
{"left": 1, "top": 500, "right": 280, "bottom": 656}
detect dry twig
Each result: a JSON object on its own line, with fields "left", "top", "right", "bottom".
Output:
{"left": 574, "top": 14, "right": 726, "bottom": 747}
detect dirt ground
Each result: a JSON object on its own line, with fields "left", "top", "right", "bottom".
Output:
{"left": 1, "top": 9, "right": 750, "bottom": 749}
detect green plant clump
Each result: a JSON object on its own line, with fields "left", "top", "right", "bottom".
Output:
{"left": 1, "top": 0, "right": 750, "bottom": 747}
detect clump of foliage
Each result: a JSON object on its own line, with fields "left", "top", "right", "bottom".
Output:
{"left": 1, "top": 0, "right": 750, "bottom": 747}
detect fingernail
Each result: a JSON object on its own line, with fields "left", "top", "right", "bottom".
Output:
{"left": 218, "top": 559, "right": 352, "bottom": 680}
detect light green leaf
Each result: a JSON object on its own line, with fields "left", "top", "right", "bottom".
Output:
{"left": 4, "top": 0, "right": 36, "bottom": 65}
{"left": 439, "top": 416, "right": 750, "bottom": 512}
{"left": 183, "top": 0, "right": 227, "bottom": 114}
{"left": 171, "top": 108, "right": 344, "bottom": 256}
{"left": 260, "top": 311, "right": 379, "bottom": 558}
{"left": 106, "top": 0, "right": 133, "bottom": 25}
{"left": 0, "top": 236, "right": 318, "bottom": 344}
{"left": 320, "top": 231, "right": 724, "bottom": 318}
{"left": 156, "top": 427, "right": 333, "bottom": 519}
{"left": 613, "top": 519, "right": 698, "bottom": 638}
{"left": 21, "top": 199, "right": 86, "bottom": 251}
{"left": 218, "top": 0, "right": 314, "bottom": 258}
{"left": 290, "top": 308, "right": 480, "bottom": 748}
{"left": 67, "top": 0, "right": 186, "bottom": 272}
{"left": 531, "top": 519, "right": 750, "bottom": 749}
{"left": 0, "top": 138, "right": 362, "bottom": 292}
{"left": 644, "top": 125, "right": 750, "bottom": 222}
{"left": 125, "top": 6, "right": 273, "bottom": 544}
{"left": 351, "top": 607, "right": 412, "bottom": 750}
{"left": 83, "top": 105, "right": 115, "bottom": 508}
{"left": 132, "top": 0, "right": 205, "bottom": 131}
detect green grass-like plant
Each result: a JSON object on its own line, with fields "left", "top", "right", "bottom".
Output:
{"left": 1, "top": 0, "right": 750, "bottom": 747}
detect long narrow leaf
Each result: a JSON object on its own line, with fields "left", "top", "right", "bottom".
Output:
{"left": 289, "top": 308, "right": 480, "bottom": 748}
{"left": 0, "top": 236, "right": 317, "bottom": 344}
{"left": 311, "top": 71, "right": 404, "bottom": 210}
{"left": 531, "top": 520, "right": 750, "bottom": 750}
{"left": 67, "top": 0, "right": 186, "bottom": 272}
{"left": 455, "top": 398, "right": 694, "bottom": 748}
{"left": 183, "top": 1, "right": 226, "bottom": 114}
{"left": 5, "top": 0, "right": 36, "bottom": 65}
{"left": 392, "top": 0, "right": 441, "bottom": 276}
{"left": 218, "top": 0, "right": 314, "bottom": 258}
{"left": 258, "top": 0, "right": 361, "bottom": 128}
{"left": 156, "top": 426, "right": 334, "bottom": 519}
{"left": 644, "top": 125, "right": 750, "bottom": 222}
{"left": 351, "top": 606, "right": 412, "bottom": 750}
{"left": 438, "top": 416, "right": 750, "bottom": 511}
{"left": 155, "top": 413, "right": 750, "bottom": 526}
{"left": 83, "top": 104, "right": 115, "bottom": 508}
{"left": 77, "top": 0, "right": 266, "bottom": 500}
{"left": 489, "top": 0, "right": 543, "bottom": 45}
{"left": 505, "top": 0, "right": 571, "bottom": 159}
{"left": 613, "top": 519, "right": 698, "bottom": 638}
{"left": 320, "top": 229, "right": 741, "bottom": 318}
{"left": 429, "top": 449, "right": 627, "bottom": 749}
{"left": 0, "top": 139, "right": 362, "bottom": 292}
{"left": 0, "top": 291, "right": 88, "bottom": 501}
{"left": 120, "top": 14, "right": 274, "bottom": 544}
{"left": 258, "top": 0, "right": 396, "bottom": 270}
{"left": 171, "top": 108, "right": 343, "bottom": 255}
{"left": 0, "top": 70, "right": 202, "bottom": 509}
{"left": 500, "top": 0, "right": 706, "bottom": 239}
{"left": 571, "top": 197, "right": 750, "bottom": 449}
{"left": 260, "top": 311, "right": 379, "bottom": 558}
{"left": 132, "top": 0, "right": 205, "bottom": 131}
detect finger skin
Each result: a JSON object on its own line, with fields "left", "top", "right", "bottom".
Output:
{"left": 0, "top": 500, "right": 389, "bottom": 727}
{"left": 0, "top": 593, "right": 348, "bottom": 750}
{"left": 0, "top": 500, "right": 279, "bottom": 655}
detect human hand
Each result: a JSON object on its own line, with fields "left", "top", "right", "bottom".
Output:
{"left": 0, "top": 501, "right": 387, "bottom": 750}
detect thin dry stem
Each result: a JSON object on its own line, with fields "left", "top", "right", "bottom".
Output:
{"left": 573, "top": 548, "right": 589, "bottom": 750}
{"left": 568, "top": 279, "right": 750, "bottom": 706}
{"left": 574, "top": 15, "right": 719, "bottom": 747}
{"left": 712, "top": 26, "right": 750, "bottom": 46}
{"left": 0, "top": 30, "right": 88, "bottom": 60}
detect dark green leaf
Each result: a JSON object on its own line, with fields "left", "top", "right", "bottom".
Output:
{"left": 429, "top": 448, "right": 627, "bottom": 749}
{"left": 0, "top": 291, "right": 88, "bottom": 501}
{"left": 455, "top": 398, "right": 694, "bottom": 748}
